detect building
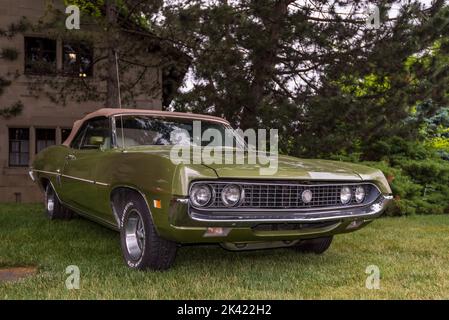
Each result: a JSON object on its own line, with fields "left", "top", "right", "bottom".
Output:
{"left": 0, "top": 0, "right": 183, "bottom": 202}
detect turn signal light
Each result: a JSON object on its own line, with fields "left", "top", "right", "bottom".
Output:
{"left": 203, "top": 227, "right": 231, "bottom": 237}
{"left": 153, "top": 200, "right": 162, "bottom": 209}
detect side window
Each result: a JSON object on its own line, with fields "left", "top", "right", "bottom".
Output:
{"left": 70, "top": 123, "right": 88, "bottom": 149}
{"left": 80, "top": 118, "right": 111, "bottom": 150}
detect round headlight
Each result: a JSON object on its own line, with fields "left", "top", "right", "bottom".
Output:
{"left": 221, "top": 184, "right": 243, "bottom": 207}
{"left": 355, "top": 185, "right": 365, "bottom": 203}
{"left": 190, "top": 184, "right": 212, "bottom": 207}
{"left": 340, "top": 186, "right": 352, "bottom": 204}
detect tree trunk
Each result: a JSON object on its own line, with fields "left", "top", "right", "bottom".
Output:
{"left": 240, "top": 0, "right": 293, "bottom": 130}
{"left": 105, "top": 0, "right": 120, "bottom": 108}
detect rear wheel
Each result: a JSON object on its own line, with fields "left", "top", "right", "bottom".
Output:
{"left": 44, "top": 183, "right": 72, "bottom": 220}
{"left": 119, "top": 194, "right": 177, "bottom": 270}
{"left": 292, "top": 236, "right": 333, "bottom": 254}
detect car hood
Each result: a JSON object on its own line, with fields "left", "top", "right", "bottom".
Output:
{"left": 121, "top": 146, "right": 391, "bottom": 194}
{"left": 123, "top": 146, "right": 376, "bottom": 181}
{"left": 201, "top": 154, "right": 364, "bottom": 181}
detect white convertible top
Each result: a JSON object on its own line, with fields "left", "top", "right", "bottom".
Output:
{"left": 62, "top": 108, "right": 230, "bottom": 146}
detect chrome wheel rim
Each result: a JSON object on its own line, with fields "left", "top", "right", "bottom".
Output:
{"left": 46, "top": 189, "right": 55, "bottom": 214}
{"left": 125, "top": 210, "right": 145, "bottom": 260}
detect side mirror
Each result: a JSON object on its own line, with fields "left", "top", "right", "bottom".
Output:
{"left": 89, "top": 136, "right": 105, "bottom": 147}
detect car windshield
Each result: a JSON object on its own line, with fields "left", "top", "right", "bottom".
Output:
{"left": 114, "top": 115, "right": 246, "bottom": 149}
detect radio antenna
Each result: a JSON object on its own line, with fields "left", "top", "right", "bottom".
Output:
{"left": 115, "top": 50, "right": 122, "bottom": 109}
{"left": 115, "top": 50, "right": 125, "bottom": 149}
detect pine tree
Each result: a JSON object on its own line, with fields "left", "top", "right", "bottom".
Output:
{"left": 159, "top": 0, "right": 449, "bottom": 158}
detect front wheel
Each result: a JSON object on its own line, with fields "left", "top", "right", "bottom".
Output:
{"left": 119, "top": 195, "right": 177, "bottom": 270}
{"left": 292, "top": 236, "right": 333, "bottom": 254}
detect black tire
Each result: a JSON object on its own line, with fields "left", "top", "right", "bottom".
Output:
{"left": 119, "top": 194, "right": 177, "bottom": 271}
{"left": 292, "top": 236, "right": 333, "bottom": 254}
{"left": 44, "top": 183, "right": 72, "bottom": 220}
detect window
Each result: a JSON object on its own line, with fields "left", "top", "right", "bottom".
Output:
{"left": 70, "top": 123, "right": 88, "bottom": 149}
{"left": 24, "top": 37, "right": 57, "bottom": 74}
{"left": 9, "top": 128, "right": 29, "bottom": 167}
{"left": 81, "top": 118, "right": 110, "bottom": 149}
{"left": 61, "top": 128, "right": 72, "bottom": 143}
{"left": 36, "top": 129, "right": 56, "bottom": 153}
{"left": 115, "top": 116, "right": 243, "bottom": 148}
{"left": 63, "top": 42, "right": 93, "bottom": 77}
{"left": 71, "top": 118, "right": 110, "bottom": 150}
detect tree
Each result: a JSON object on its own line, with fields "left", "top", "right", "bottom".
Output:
{"left": 158, "top": 0, "right": 449, "bottom": 158}
{"left": 0, "top": 18, "right": 29, "bottom": 118}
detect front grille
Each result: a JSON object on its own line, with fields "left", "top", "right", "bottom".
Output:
{"left": 192, "top": 181, "right": 379, "bottom": 210}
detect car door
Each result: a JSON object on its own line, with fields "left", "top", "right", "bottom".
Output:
{"left": 60, "top": 117, "right": 111, "bottom": 214}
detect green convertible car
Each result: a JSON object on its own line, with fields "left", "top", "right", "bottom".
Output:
{"left": 30, "top": 108, "right": 393, "bottom": 270}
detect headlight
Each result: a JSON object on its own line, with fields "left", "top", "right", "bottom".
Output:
{"left": 355, "top": 185, "right": 365, "bottom": 203}
{"left": 190, "top": 184, "right": 212, "bottom": 207}
{"left": 221, "top": 184, "right": 243, "bottom": 207}
{"left": 340, "top": 186, "right": 352, "bottom": 204}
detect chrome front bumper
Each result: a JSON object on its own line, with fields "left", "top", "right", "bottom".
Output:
{"left": 169, "top": 194, "right": 393, "bottom": 228}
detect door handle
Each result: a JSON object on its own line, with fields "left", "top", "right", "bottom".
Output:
{"left": 66, "top": 154, "right": 76, "bottom": 161}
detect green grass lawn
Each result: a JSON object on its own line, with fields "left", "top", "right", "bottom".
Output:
{"left": 1, "top": 203, "right": 449, "bottom": 299}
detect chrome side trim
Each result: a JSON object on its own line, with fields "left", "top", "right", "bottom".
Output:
{"left": 28, "top": 170, "right": 36, "bottom": 182}
{"left": 32, "top": 169, "right": 61, "bottom": 176}
{"left": 63, "top": 174, "right": 110, "bottom": 186}
{"left": 33, "top": 170, "right": 116, "bottom": 229}
{"left": 62, "top": 174, "right": 95, "bottom": 184}
{"left": 31, "top": 169, "right": 110, "bottom": 187}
